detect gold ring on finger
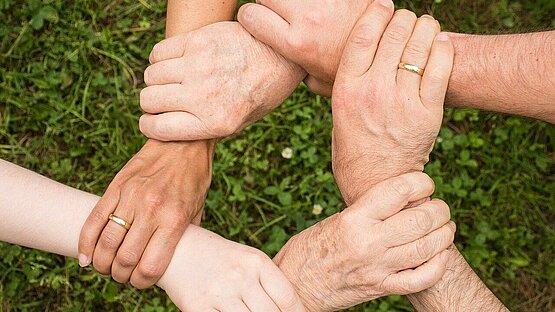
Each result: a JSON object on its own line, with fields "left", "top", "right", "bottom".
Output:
{"left": 108, "top": 214, "right": 132, "bottom": 231}
{"left": 398, "top": 62, "right": 425, "bottom": 76}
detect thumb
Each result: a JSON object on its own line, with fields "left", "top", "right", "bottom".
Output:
{"left": 238, "top": 3, "right": 290, "bottom": 59}
{"left": 348, "top": 172, "right": 436, "bottom": 221}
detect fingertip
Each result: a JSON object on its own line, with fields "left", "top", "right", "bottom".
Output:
{"left": 78, "top": 253, "right": 91, "bottom": 267}
{"left": 237, "top": 3, "right": 256, "bottom": 23}
{"left": 378, "top": 0, "right": 394, "bottom": 8}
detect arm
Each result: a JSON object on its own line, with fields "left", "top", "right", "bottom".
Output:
{"left": 326, "top": 6, "right": 508, "bottom": 312}
{"left": 0, "top": 159, "right": 305, "bottom": 311}
{"left": 446, "top": 32, "right": 555, "bottom": 123}
{"left": 238, "top": 3, "right": 555, "bottom": 123}
{"left": 77, "top": 0, "right": 236, "bottom": 288}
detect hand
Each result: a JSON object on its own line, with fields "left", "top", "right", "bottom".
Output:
{"left": 78, "top": 140, "right": 214, "bottom": 288}
{"left": 274, "top": 172, "right": 455, "bottom": 311}
{"left": 237, "top": 0, "right": 374, "bottom": 95}
{"left": 138, "top": 21, "right": 306, "bottom": 141}
{"left": 331, "top": 4, "right": 455, "bottom": 204}
{"left": 158, "top": 225, "right": 305, "bottom": 312}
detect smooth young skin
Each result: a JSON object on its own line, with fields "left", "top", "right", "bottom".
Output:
{"left": 0, "top": 159, "right": 305, "bottom": 312}
{"left": 78, "top": 0, "right": 237, "bottom": 288}
{"left": 326, "top": 3, "right": 508, "bottom": 311}
{"left": 238, "top": 0, "right": 555, "bottom": 123}
{"left": 274, "top": 172, "right": 455, "bottom": 311}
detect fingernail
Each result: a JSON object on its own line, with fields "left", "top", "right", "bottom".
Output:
{"left": 449, "top": 221, "right": 457, "bottom": 232}
{"left": 437, "top": 32, "right": 450, "bottom": 42}
{"left": 379, "top": 0, "right": 394, "bottom": 8}
{"left": 421, "top": 14, "right": 434, "bottom": 20}
{"left": 78, "top": 253, "right": 90, "bottom": 267}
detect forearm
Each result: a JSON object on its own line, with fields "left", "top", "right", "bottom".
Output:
{"left": 0, "top": 159, "right": 198, "bottom": 289}
{"left": 141, "top": 0, "right": 239, "bottom": 212}
{"left": 166, "top": 0, "right": 237, "bottom": 36}
{"left": 150, "top": 0, "right": 240, "bottom": 152}
{"left": 447, "top": 31, "right": 555, "bottom": 123}
{"left": 408, "top": 245, "right": 507, "bottom": 312}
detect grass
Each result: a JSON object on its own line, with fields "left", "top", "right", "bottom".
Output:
{"left": 1, "top": 0, "right": 554, "bottom": 311}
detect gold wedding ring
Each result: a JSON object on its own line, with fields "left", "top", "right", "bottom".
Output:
{"left": 108, "top": 214, "right": 132, "bottom": 231}
{"left": 398, "top": 62, "right": 425, "bottom": 76}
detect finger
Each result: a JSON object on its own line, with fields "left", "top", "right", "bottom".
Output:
{"left": 143, "top": 58, "right": 186, "bottom": 86}
{"left": 303, "top": 75, "right": 332, "bottom": 97}
{"left": 130, "top": 227, "right": 183, "bottom": 289}
{"left": 149, "top": 33, "right": 189, "bottom": 64}
{"left": 387, "top": 221, "right": 456, "bottom": 270}
{"left": 381, "top": 199, "right": 451, "bottom": 247}
{"left": 237, "top": 3, "right": 290, "bottom": 59}
{"left": 349, "top": 172, "right": 435, "bottom": 220}
{"left": 371, "top": 9, "right": 417, "bottom": 76}
{"left": 396, "top": 15, "right": 440, "bottom": 94}
{"left": 92, "top": 207, "right": 134, "bottom": 275}
{"left": 139, "top": 112, "right": 207, "bottom": 141}
{"left": 111, "top": 218, "right": 156, "bottom": 284}
{"left": 255, "top": 0, "right": 293, "bottom": 20}
{"left": 420, "top": 32, "right": 454, "bottom": 113}
{"left": 260, "top": 265, "right": 305, "bottom": 312}
{"left": 243, "top": 288, "right": 280, "bottom": 312}
{"left": 78, "top": 186, "right": 120, "bottom": 267}
{"left": 337, "top": 0, "right": 395, "bottom": 77}
{"left": 383, "top": 249, "right": 450, "bottom": 295}
{"left": 220, "top": 301, "right": 251, "bottom": 312}
{"left": 140, "top": 84, "right": 193, "bottom": 114}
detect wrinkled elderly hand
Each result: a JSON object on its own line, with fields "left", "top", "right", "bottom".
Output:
{"left": 79, "top": 140, "right": 214, "bottom": 288}
{"left": 331, "top": 4, "right": 454, "bottom": 204}
{"left": 238, "top": 0, "right": 374, "bottom": 95}
{"left": 158, "top": 225, "right": 305, "bottom": 312}
{"left": 274, "top": 172, "right": 455, "bottom": 311}
{"left": 138, "top": 21, "right": 305, "bottom": 141}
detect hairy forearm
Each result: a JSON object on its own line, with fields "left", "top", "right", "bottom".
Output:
{"left": 408, "top": 245, "right": 508, "bottom": 312}
{"left": 447, "top": 31, "right": 555, "bottom": 123}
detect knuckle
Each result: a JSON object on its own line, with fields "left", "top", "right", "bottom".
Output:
{"left": 116, "top": 250, "right": 141, "bottom": 268}
{"left": 413, "top": 209, "right": 434, "bottom": 233}
{"left": 137, "top": 261, "right": 164, "bottom": 280}
{"left": 404, "top": 41, "right": 429, "bottom": 57}
{"left": 384, "top": 25, "right": 409, "bottom": 43}
{"left": 99, "top": 229, "right": 122, "bottom": 250}
{"left": 286, "top": 35, "right": 310, "bottom": 54}
{"left": 389, "top": 176, "right": 412, "bottom": 198}
{"left": 415, "top": 236, "right": 434, "bottom": 261}
{"left": 89, "top": 209, "right": 109, "bottom": 225}
{"left": 245, "top": 249, "right": 270, "bottom": 267}
{"left": 350, "top": 24, "right": 378, "bottom": 48}
{"left": 432, "top": 199, "right": 450, "bottom": 218}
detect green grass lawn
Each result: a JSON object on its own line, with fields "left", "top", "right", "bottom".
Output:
{"left": 1, "top": 0, "right": 554, "bottom": 311}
